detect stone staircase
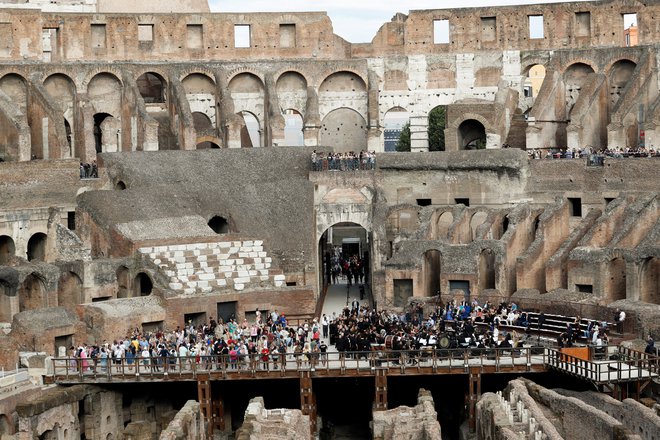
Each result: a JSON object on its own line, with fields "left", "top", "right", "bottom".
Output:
{"left": 138, "top": 240, "right": 286, "bottom": 294}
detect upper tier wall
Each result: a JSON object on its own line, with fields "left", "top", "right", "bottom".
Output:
{"left": 0, "top": 0, "right": 658, "bottom": 62}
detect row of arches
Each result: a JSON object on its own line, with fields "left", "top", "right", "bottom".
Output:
{"left": 0, "top": 233, "right": 47, "bottom": 264}
{"left": 0, "top": 266, "right": 154, "bottom": 323}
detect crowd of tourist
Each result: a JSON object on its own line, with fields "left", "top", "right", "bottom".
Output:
{"left": 528, "top": 145, "right": 659, "bottom": 160}
{"left": 311, "top": 150, "right": 376, "bottom": 171}
{"left": 328, "top": 254, "right": 366, "bottom": 287}
{"left": 79, "top": 161, "right": 98, "bottom": 179}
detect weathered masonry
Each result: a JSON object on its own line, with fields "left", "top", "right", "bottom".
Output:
{"left": 1, "top": 0, "right": 660, "bottom": 163}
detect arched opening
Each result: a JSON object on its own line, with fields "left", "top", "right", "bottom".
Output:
{"left": 428, "top": 106, "right": 447, "bottom": 151}
{"left": 192, "top": 112, "right": 216, "bottom": 148}
{"left": 0, "top": 279, "right": 14, "bottom": 322}
{"left": 136, "top": 72, "right": 166, "bottom": 103}
{"left": 319, "top": 108, "right": 367, "bottom": 152}
{"left": 197, "top": 140, "right": 221, "bottom": 149}
{"left": 639, "top": 257, "right": 659, "bottom": 304}
{"left": 208, "top": 216, "right": 229, "bottom": 234}
{"left": 19, "top": 273, "right": 46, "bottom": 312}
{"left": 0, "top": 413, "right": 12, "bottom": 435}
{"left": 458, "top": 119, "right": 486, "bottom": 150}
{"left": 319, "top": 71, "right": 367, "bottom": 94}
{"left": 318, "top": 222, "right": 370, "bottom": 299}
{"left": 133, "top": 272, "right": 153, "bottom": 297}
{"left": 608, "top": 60, "right": 636, "bottom": 109}
{"left": 383, "top": 107, "right": 410, "bottom": 152}
{"left": 57, "top": 271, "right": 82, "bottom": 307}
{"left": 238, "top": 111, "right": 261, "bottom": 148}
{"left": 64, "top": 118, "right": 72, "bottom": 153}
{"left": 93, "top": 112, "right": 114, "bottom": 153}
{"left": 0, "top": 235, "right": 16, "bottom": 264}
{"left": 115, "top": 180, "right": 126, "bottom": 190}
{"left": 0, "top": 73, "right": 27, "bottom": 111}
{"left": 27, "top": 233, "right": 47, "bottom": 262}
{"left": 116, "top": 266, "right": 130, "bottom": 299}
{"left": 182, "top": 73, "right": 217, "bottom": 134}
{"left": 605, "top": 257, "right": 626, "bottom": 302}
{"left": 423, "top": 250, "right": 441, "bottom": 296}
{"left": 564, "top": 63, "right": 595, "bottom": 116}
{"left": 479, "top": 249, "right": 496, "bottom": 290}
{"left": 523, "top": 64, "right": 546, "bottom": 100}
{"left": 283, "top": 109, "right": 304, "bottom": 146}
{"left": 470, "top": 212, "right": 488, "bottom": 241}
{"left": 435, "top": 211, "right": 453, "bottom": 241}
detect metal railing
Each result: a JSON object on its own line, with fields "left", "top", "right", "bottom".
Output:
{"left": 545, "top": 346, "right": 659, "bottom": 383}
{"left": 49, "top": 346, "right": 548, "bottom": 382}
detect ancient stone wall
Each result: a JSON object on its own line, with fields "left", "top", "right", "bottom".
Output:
{"left": 158, "top": 400, "right": 205, "bottom": 440}
{"left": 235, "top": 396, "right": 310, "bottom": 440}
{"left": 372, "top": 388, "right": 441, "bottom": 440}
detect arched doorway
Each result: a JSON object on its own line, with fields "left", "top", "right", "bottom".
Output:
{"left": 423, "top": 250, "right": 441, "bottom": 296}
{"left": 383, "top": 107, "right": 410, "bottom": 152}
{"left": 428, "top": 106, "right": 447, "bottom": 151}
{"left": 0, "top": 279, "right": 14, "bottom": 322}
{"left": 136, "top": 72, "right": 166, "bottom": 103}
{"left": 605, "top": 257, "right": 626, "bottom": 302}
{"left": 19, "top": 273, "right": 46, "bottom": 312}
{"left": 57, "top": 271, "right": 82, "bottom": 307}
{"left": 27, "top": 233, "right": 47, "bottom": 262}
{"left": 479, "top": 249, "right": 496, "bottom": 291}
{"left": 608, "top": 60, "right": 636, "bottom": 110}
{"left": 319, "top": 108, "right": 367, "bottom": 152}
{"left": 193, "top": 112, "right": 215, "bottom": 148}
{"left": 93, "top": 112, "right": 115, "bottom": 153}
{"left": 639, "top": 257, "right": 658, "bottom": 304}
{"left": 133, "top": 272, "right": 153, "bottom": 296}
{"left": 238, "top": 111, "right": 261, "bottom": 148}
{"left": 318, "top": 222, "right": 371, "bottom": 310}
{"left": 434, "top": 211, "right": 453, "bottom": 241}
{"left": 283, "top": 109, "right": 304, "bottom": 146}
{"left": 470, "top": 212, "right": 488, "bottom": 241}
{"left": 458, "top": 120, "right": 486, "bottom": 150}
{"left": 116, "top": 266, "right": 130, "bottom": 298}
{"left": 0, "top": 235, "right": 15, "bottom": 264}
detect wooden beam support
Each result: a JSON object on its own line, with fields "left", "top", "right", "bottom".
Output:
{"left": 468, "top": 366, "right": 482, "bottom": 432}
{"left": 374, "top": 368, "right": 388, "bottom": 411}
{"left": 300, "top": 370, "right": 317, "bottom": 436}
{"left": 197, "top": 373, "right": 214, "bottom": 438}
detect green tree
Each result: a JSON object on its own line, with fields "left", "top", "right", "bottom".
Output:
{"left": 428, "top": 106, "right": 446, "bottom": 151}
{"left": 396, "top": 122, "right": 411, "bottom": 152}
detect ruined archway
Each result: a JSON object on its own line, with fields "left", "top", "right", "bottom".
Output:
{"left": 479, "top": 249, "right": 496, "bottom": 291}
{"left": 470, "top": 212, "right": 488, "bottom": 241}
{"left": 0, "top": 235, "right": 15, "bottom": 264}
{"left": 383, "top": 107, "right": 410, "bottom": 152}
{"left": 182, "top": 73, "right": 217, "bottom": 130}
{"left": 19, "top": 273, "right": 46, "bottom": 312}
{"left": 276, "top": 72, "right": 307, "bottom": 121}
{"left": 192, "top": 112, "right": 216, "bottom": 148}
{"left": 134, "top": 272, "right": 153, "bottom": 296}
{"left": 605, "top": 257, "right": 626, "bottom": 302}
{"left": 57, "top": 271, "right": 82, "bottom": 307}
{"left": 27, "top": 233, "right": 47, "bottom": 262}
{"left": 319, "top": 108, "right": 367, "bottom": 152}
{"left": 318, "top": 222, "right": 371, "bottom": 292}
{"left": 44, "top": 74, "right": 77, "bottom": 158}
{"left": 237, "top": 111, "right": 261, "bottom": 148}
{"left": 318, "top": 71, "right": 368, "bottom": 130}
{"left": 608, "top": 60, "right": 636, "bottom": 110}
{"left": 423, "top": 249, "right": 441, "bottom": 296}
{"left": 564, "top": 63, "right": 595, "bottom": 115}
{"left": 116, "top": 265, "right": 130, "bottom": 298}
{"left": 136, "top": 72, "right": 166, "bottom": 103}
{"left": 458, "top": 119, "right": 486, "bottom": 150}
{"left": 434, "top": 211, "right": 453, "bottom": 241}
{"left": 523, "top": 64, "right": 546, "bottom": 101}
{"left": 93, "top": 112, "right": 117, "bottom": 153}
{"left": 283, "top": 109, "right": 304, "bottom": 146}
{"left": 639, "top": 257, "right": 659, "bottom": 304}
{"left": 88, "top": 74, "right": 122, "bottom": 139}
{"left": 0, "top": 73, "right": 27, "bottom": 111}
{"left": 0, "top": 279, "right": 14, "bottom": 322}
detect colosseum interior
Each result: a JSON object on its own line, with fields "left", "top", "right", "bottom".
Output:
{"left": 0, "top": 0, "right": 658, "bottom": 439}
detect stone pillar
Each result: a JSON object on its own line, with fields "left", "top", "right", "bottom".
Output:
{"left": 299, "top": 370, "right": 317, "bottom": 436}
{"left": 374, "top": 368, "right": 388, "bottom": 410}
{"left": 304, "top": 86, "right": 320, "bottom": 147}
{"left": 265, "top": 73, "right": 285, "bottom": 147}
{"left": 468, "top": 366, "right": 481, "bottom": 432}
{"left": 410, "top": 114, "right": 429, "bottom": 152}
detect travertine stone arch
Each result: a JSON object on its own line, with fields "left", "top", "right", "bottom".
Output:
{"left": 0, "top": 235, "right": 15, "bottom": 264}
{"left": 432, "top": 211, "right": 454, "bottom": 241}
{"left": 470, "top": 212, "right": 488, "bottom": 241}
{"left": 182, "top": 73, "right": 217, "bottom": 129}
{"left": 639, "top": 257, "right": 659, "bottom": 304}
{"left": 19, "top": 272, "right": 46, "bottom": 312}
{"left": 319, "top": 107, "right": 367, "bottom": 152}
{"left": 276, "top": 71, "right": 308, "bottom": 118}
{"left": 0, "top": 73, "right": 28, "bottom": 112}
{"left": 605, "top": 256, "right": 627, "bottom": 302}
{"left": 318, "top": 70, "right": 368, "bottom": 121}
{"left": 44, "top": 73, "right": 77, "bottom": 158}
{"left": 57, "top": 271, "right": 83, "bottom": 307}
